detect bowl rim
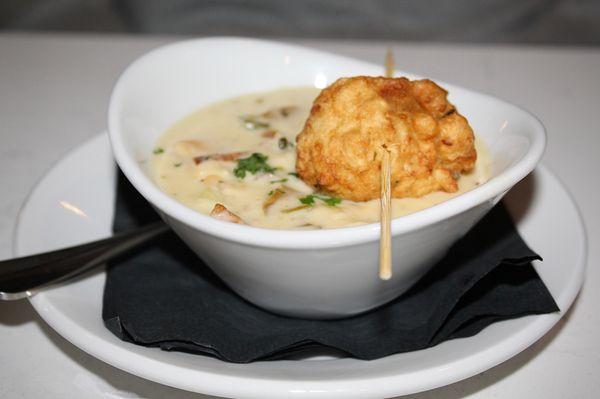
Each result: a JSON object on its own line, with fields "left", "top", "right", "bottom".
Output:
{"left": 108, "top": 36, "right": 546, "bottom": 249}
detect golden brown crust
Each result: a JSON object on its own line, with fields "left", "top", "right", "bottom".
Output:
{"left": 296, "top": 76, "right": 476, "bottom": 201}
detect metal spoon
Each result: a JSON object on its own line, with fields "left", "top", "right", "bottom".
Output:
{"left": 0, "top": 221, "right": 169, "bottom": 300}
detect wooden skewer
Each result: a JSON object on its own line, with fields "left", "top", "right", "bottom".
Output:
{"left": 379, "top": 49, "right": 395, "bottom": 280}
{"left": 379, "top": 146, "right": 393, "bottom": 280}
{"left": 385, "top": 48, "right": 394, "bottom": 78}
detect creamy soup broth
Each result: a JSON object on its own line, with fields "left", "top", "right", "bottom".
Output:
{"left": 151, "top": 87, "right": 491, "bottom": 229}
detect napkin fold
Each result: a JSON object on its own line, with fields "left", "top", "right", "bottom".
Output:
{"left": 103, "top": 173, "right": 559, "bottom": 363}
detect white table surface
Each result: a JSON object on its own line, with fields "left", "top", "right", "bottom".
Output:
{"left": 0, "top": 32, "right": 598, "bottom": 398}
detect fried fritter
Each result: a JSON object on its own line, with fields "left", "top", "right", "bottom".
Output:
{"left": 296, "top": 77, "right": 476, "bottom": 201}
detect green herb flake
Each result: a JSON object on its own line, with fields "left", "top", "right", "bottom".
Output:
{"left": 321, "top": 196, "right": 342, "bottom": 206}
{"left": 299, "top": 194, "right": 341, "bottom": 207}
{"left": 270, "top": 178, "right": 288, "bottom": 184}
{"left": 299, "top": 195, "right": 316, "bottom": 206}
{"left": 288, "top": 172, "right": 299, "bottom": 178}
{"left": 173, "top": 162, "right": 182, "bottom": 167}
{"left": 153, "top": 147, "right": 164, "bottom": 155}
{"left": 233, "top": 153, "right": 276, "bottom": 179}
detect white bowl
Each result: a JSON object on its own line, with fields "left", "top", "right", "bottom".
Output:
{"left": 108, "top": 37, "right": 546, "bottom": 319}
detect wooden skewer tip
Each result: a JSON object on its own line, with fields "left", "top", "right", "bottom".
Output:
{"left": 385, "top": 49, "right": 395, "bottom": 78}
{"left": 379, "top": 146, "right": 393, "bottom": 280}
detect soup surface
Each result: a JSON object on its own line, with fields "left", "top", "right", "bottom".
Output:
{"left": 151, "top": 87, "right": 491, "bottom": 229}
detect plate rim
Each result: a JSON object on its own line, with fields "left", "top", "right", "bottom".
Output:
{"left": 14, "top": 134, "right": 586, "bottom": 398}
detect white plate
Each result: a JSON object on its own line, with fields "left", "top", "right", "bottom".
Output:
{"left": 14, "top": 134, "right": 585, "bottom": 399}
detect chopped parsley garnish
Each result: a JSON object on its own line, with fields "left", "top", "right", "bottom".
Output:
{"left": 299, "top": 194, "right": 342, "bottom": 207}
{"left": 153, "top": 147, "right": 164, "bottom": 155}
{"left": 173, "top": 162, "right": 182, "bottom": 167}
{"left": 288, "top": 172, "right": 299, "bottom": 178}
{"left": 234, "top": 153, "right": 276, "bottom": 178}
{"left": 299, "top": 196, "right": 316, "bottom": 205}
{"left": 270, "top": 178, "right": 288, "bottom": 184}
{"left": 241, "top": 116, "right": 270, "bottom": 130}
{"left": 321, "top": 196, "right": 342, "bottom": 206}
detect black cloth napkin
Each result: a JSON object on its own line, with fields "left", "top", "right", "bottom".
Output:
{"left": 103, "top": 173, "right": 559, "bottom": 363}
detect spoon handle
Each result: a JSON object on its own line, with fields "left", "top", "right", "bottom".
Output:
{"left": 0, "top": 221, "right": 169, "bottom": 300}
